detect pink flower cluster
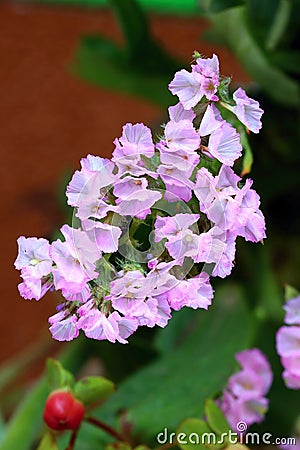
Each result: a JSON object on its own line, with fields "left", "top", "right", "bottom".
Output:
{"left": 276, "top": 294, "right": 300, "bottom": 389}
{"left": 14, "top": 53, "right": 265, "bottom": 343}
{"left": 219, "top": 349, "right": 272, "bottom": 430}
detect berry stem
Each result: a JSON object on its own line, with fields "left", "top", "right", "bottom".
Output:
{"left": 85, "top": 416, "right": 124, "bottom": 442}
{"left": 66, "top": 428, "right": 78, "bottom": 450}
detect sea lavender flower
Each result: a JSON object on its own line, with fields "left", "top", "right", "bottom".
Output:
{"left": 66, "top": 155, "right": 116, "bottom": 210}
{"left": 15, "top": 236, "right": 52, "bottom": 279}
{"left": 169, "top": 54, "right": 220, "bottom": 108}
{"left": 18, "top": 268, "right": 53, "bottom": 301}
{"left": 112, "top": 122, "right": 155, "bottom": 176}
{"left": 283, "top": 295, "right": 300, "bottom": 325}
{"left": 232, "top": 88, "right": 263, "bottom": 133}
{"left": 276, "top": 295, "right": 300, "bottom": 389}
{"left": 50, "top": 225, "right": 99, "bottom": 287}
{"left": 194, "top": 165, "right": 266, "bottom": 242}
{"left": 168, "top": 102, "right": 196, "bottom": 122}
{"left": 199, "top": 104, "right": 242, "bottom": 166}
{"left": 164, "top": 119, "right": 200, "bottom": 152}
{"left": 168, "top": 69, "right": 205, "bottom": 110}
{"left": 15, "top": 52, "right": 266, "bottom": 343}
{"left": 49, "top": 314, "right": 79, "bottom": 342}
{"left": 219, "top": 349, "right": 272, "bottom": 430}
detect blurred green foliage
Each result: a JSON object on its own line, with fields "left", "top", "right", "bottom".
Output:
{"left": 202, "top": 1, "right": 299, "bottom": 107}
{"left": 26, "top": 0, "right": 200, "bottom": 15}
{"left": 72, "top": 0, "right": 182, "bottom": 106}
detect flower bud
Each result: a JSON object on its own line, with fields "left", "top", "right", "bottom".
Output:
{"left": 43, "top": 390, "right": 85, "bottom": 430}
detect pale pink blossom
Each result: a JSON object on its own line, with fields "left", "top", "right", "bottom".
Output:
{"left": 168, "top": 102, "right": 196, "bottom": 122}
{"left": 232, "top": 88, "right": 263, "bottom": 133}
{"left": 168, "top": 69, "right": 204, "bottom": 110}
{"left": 115, "top": 189, "right": 161, "bottom": 218}
{"left": 49, "top": 315, "right": 79, "bottom": 342}
{"left": 220, "top": 348, "right": 272, "bottom": 429}
{"left": 283, "top": 295, "right": 300, "bottom": 325}
{"left": 18, "top": 269, "right": 52, "bottom": 300}
{"left": 66, "top": 155, "right": 116, "bottom": 208}
{"left": 164, "top": 119, "right": 200, "bottom": 152}
{"left": 15, "top": 236, "right": 52, "bottom": 278}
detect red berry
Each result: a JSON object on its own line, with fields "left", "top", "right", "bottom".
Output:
{"left": 43, "top": 390, "right": 85, "bottom": 431}
{"left": 67, "top": 399, "right": 85, "bottom": 430}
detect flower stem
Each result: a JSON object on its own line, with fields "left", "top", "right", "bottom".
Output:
{"left": 85, "top": 416, "right": 124, "bottom": 442}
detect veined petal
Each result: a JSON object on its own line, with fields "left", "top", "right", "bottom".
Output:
{"left": 168, "top": 102, "right": 196, "bottom": 122}
{"left": 168, "top": 69, "right": 203, "bottom": 110}
{"left": 199, "top": 103, "right": 223, "bottom": 136}
{"left": 208, "top": 121, "right": 242, "bottom": 166}
{"left": 232, "top": 88, "right": 263, "bottom": 133}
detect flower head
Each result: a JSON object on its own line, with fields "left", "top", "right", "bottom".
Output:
{"left": 15, "top": 52, "right": 266, "bottom": 344}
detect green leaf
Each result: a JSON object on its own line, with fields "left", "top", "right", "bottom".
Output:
{"left": 73, "top": 0, "right": 182, "bottom": 106}
{"left": 0, "top": 377, "right": 49, "bottom": 450}
{"left": 77, "top": 284, "right": 250, "bottom": 447}
{"left": 246, "top": 0, "right": 281, "bottom": 45}
{"left": 176, "top": 418, "right": 212, "bottom": 449}
{"left": 46, "top": 358, "right": 75, "bottom": 391}
{"left": 210, "top": 7, "right": 300, "bottom": 107}
{"left": 72, "top": 0, "right": 183, "bottom": 106}
{"left": 74, "top": 376, "right": 115, "bottom": 408}
{"left": 204, "top": 399, "right": 230, "bottom": 436}
{"left": 270, "top": 51, "right": 300, "bottom": 75}
{"left": 72, "top": 36, "right": 176, "bottom": 107}
{"left": 284, "top": 284, "right": 299, "bottom": 302}
{"left": 246, "top": 244, "right": 284, "bottom": 324}
{"left": 265, "top": 0, "right": 291, "bottom": 50}
{"left": 208, "top": 0, "right": 245, "bottom": 13}
{"left": 113, "top": 0, "right": 183, "bottom": 74}
{"left": 108, "top": 0, "right": 150, "bottom": 61}
{"left": 217, "top": 77, "right": 233, "bottom": 104}
{"left": 154, "top": 308, "right": 196, "bottom": 354}
{"left": 0, "top": 409, "right": 6, "bottom": 443}
{"left": 36, "top": 431, "right": 58, "bottom": 450}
